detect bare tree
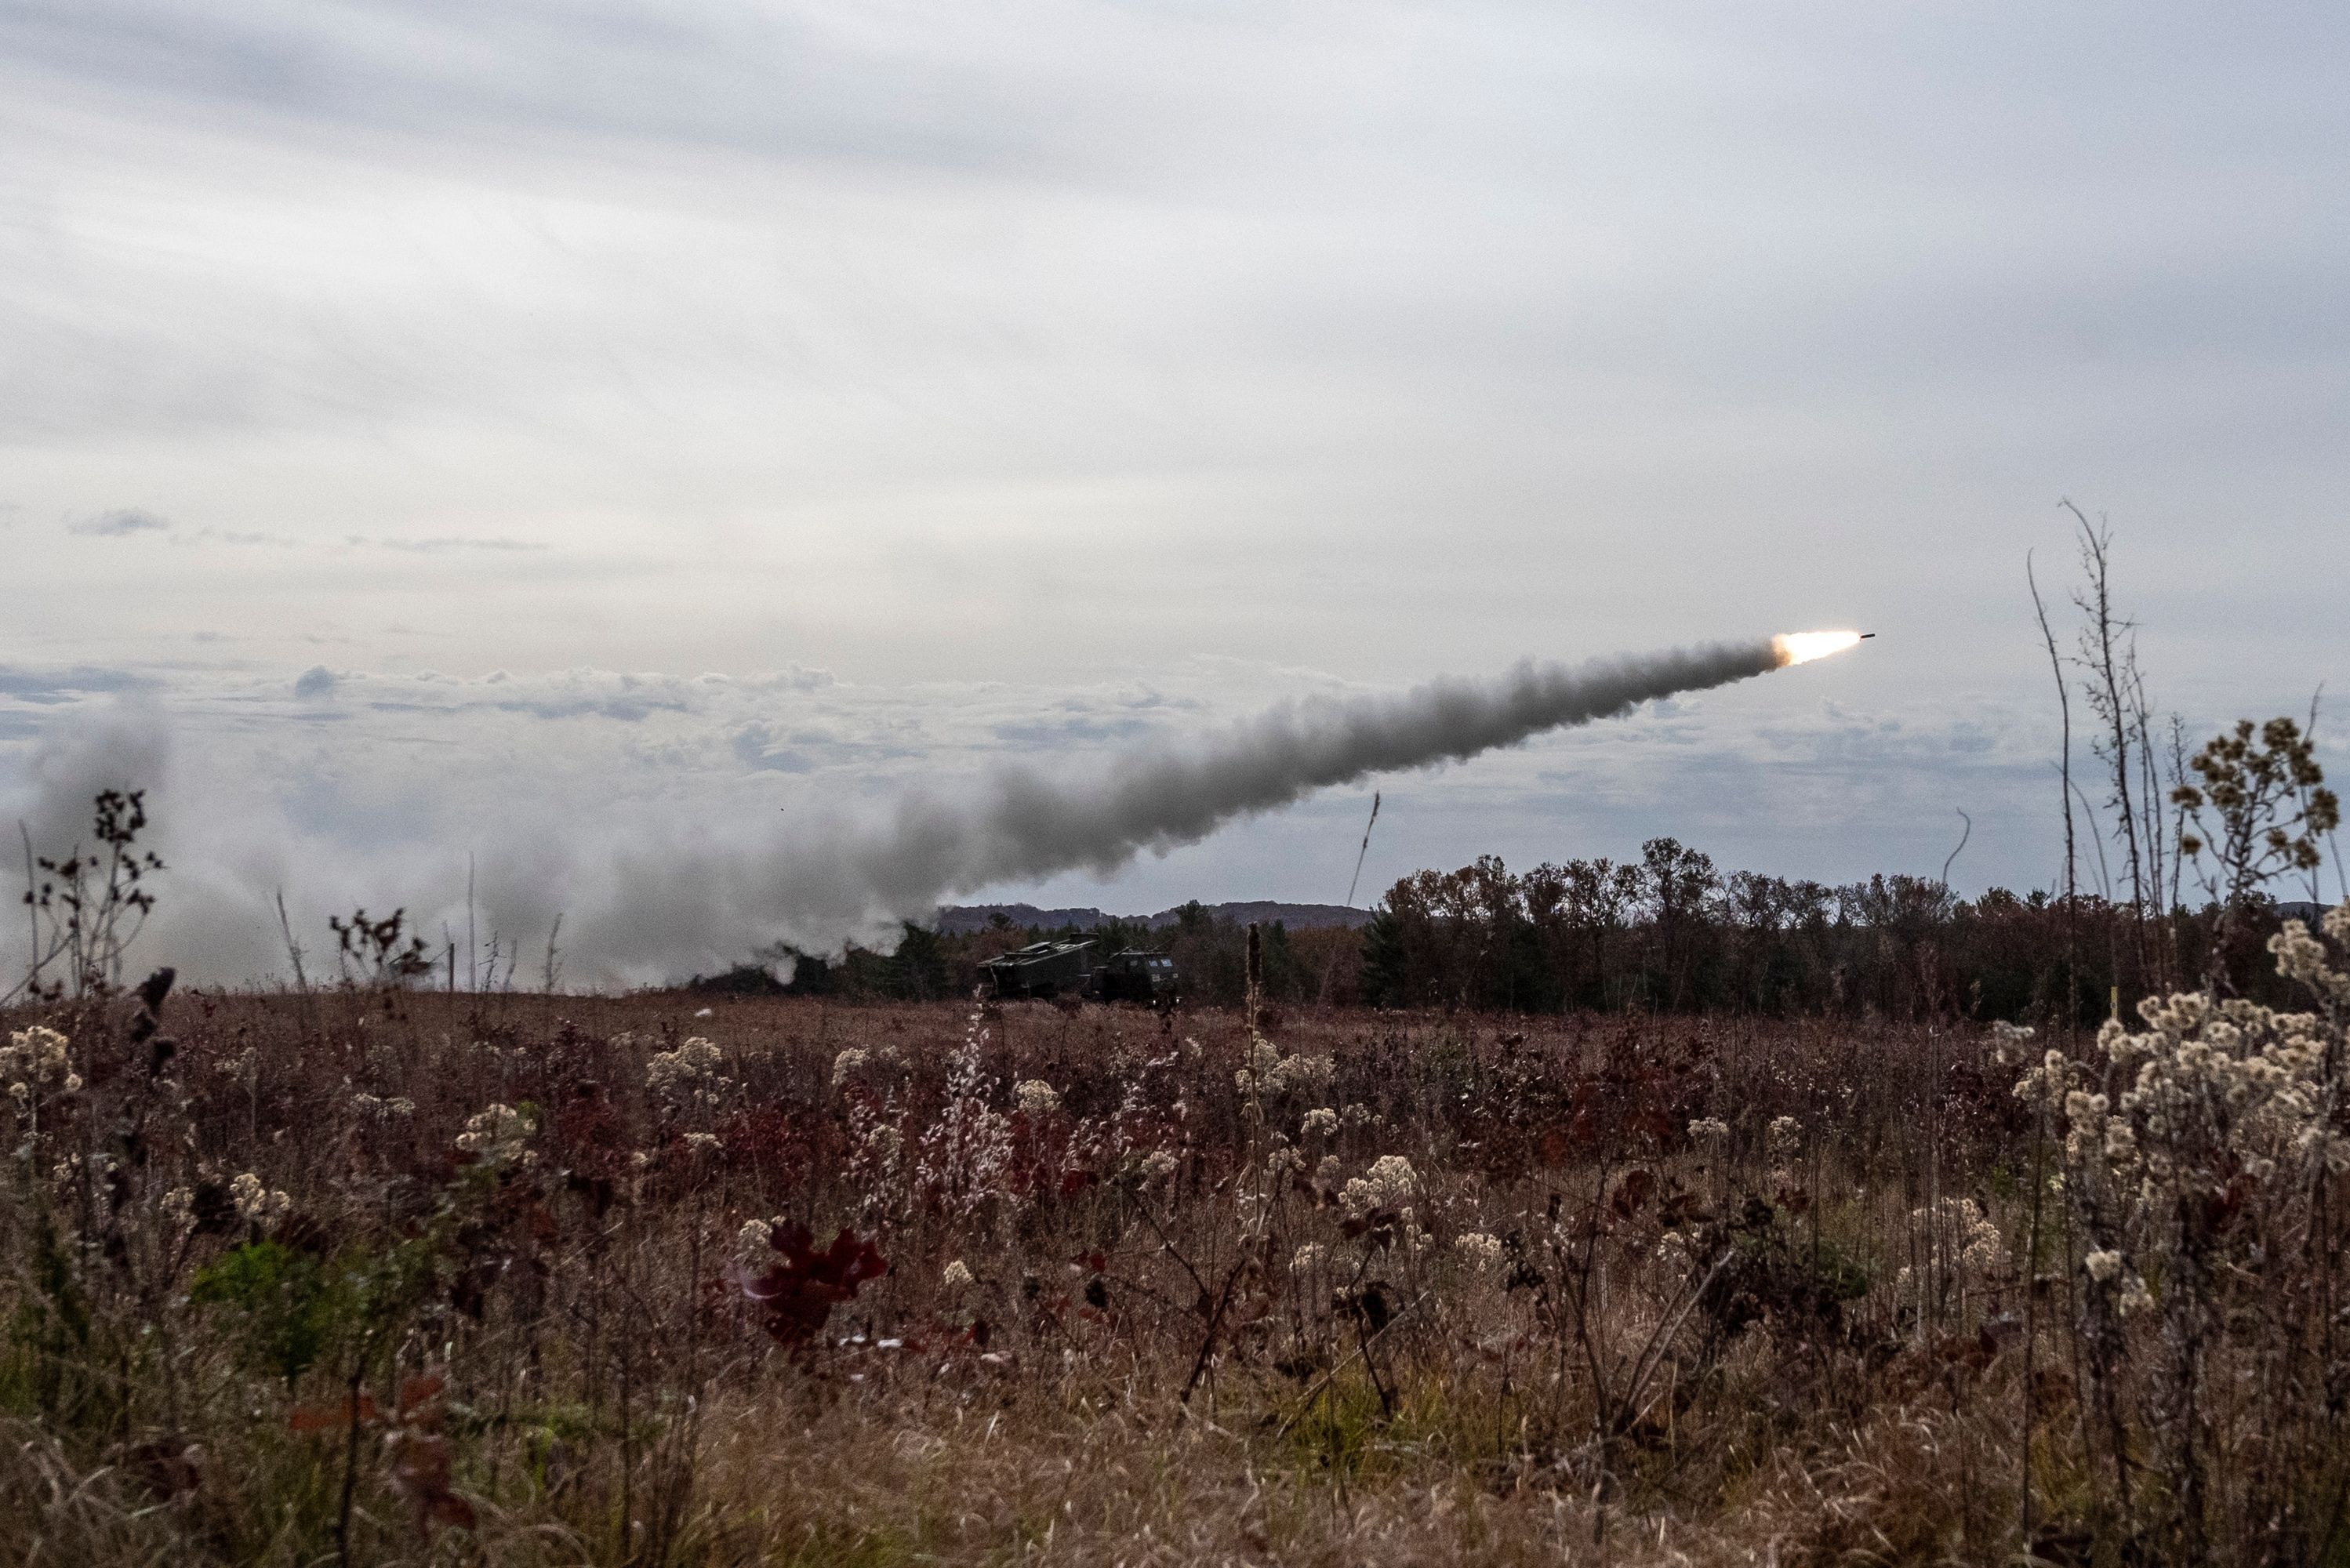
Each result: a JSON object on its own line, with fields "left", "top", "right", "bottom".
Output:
{"left": 542, "top": 913, "right": 565, "bottom": 995}
{"left": 2028, "top": 549, "right": 2079, "bottom": 995}
{"left": 2061, "top": 501, "right": 2161, "bottom": 1003}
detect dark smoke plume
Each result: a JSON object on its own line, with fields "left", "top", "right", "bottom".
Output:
{"left": 576, "top": 637, "right": 1790, "bottom": 974}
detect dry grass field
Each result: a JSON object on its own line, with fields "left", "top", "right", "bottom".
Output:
{"left": 7, "top": 916, "right": 2349, "bottom": 1566}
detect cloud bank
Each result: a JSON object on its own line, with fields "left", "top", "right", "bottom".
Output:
{"left": 0, "top": 641, "right": 2113, "bottom": 988}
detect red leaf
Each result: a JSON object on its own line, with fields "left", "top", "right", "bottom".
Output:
{"left": 396, "top": 1373, "right": 445, "bottom": 1421}
{"left": 1610, "top": 1168, "right": 1655, "bottom": 1219}
{"left": 387, "top": 1428, "right": 475, "bottom": 1537}
{"left": 729, "top": 1225, "right": 889, "bottom": 1345}
{"left": 289, "top": 1392, "right": 378, "bottom": 1432}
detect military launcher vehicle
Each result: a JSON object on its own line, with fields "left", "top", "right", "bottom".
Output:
{"left": 979, "top": 940, "right": 1096, "bottom": 999}
{"left": 979, "top": 940, "right": 1181, "bottom": 1006}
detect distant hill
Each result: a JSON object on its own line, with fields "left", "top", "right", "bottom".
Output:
{"left": 934, "top": 900, "right": 1374, "bottom": 935}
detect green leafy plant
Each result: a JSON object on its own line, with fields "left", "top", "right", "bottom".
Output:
{"left": 190, "top": 1240, "right": 355, "bottom": 1385}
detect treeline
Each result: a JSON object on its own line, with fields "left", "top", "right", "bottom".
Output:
{"left": 681, "top": 833, "right": 2319, "bottom": 1025}
{"left": 1357, "top": 837, "right": 2311, "bottom": 1024}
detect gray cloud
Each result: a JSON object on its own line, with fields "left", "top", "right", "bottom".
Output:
{"left": 0, "top": 666, "right": 147, "bottom": 702}
{"left": 359, "top": 535, "right": 547, "bottom": 554}
{"left": 9, "top": 639, "right": 2316, "bottom": 989}
{"left": 172, "top": 528, "right": 550, "bottom": 554}
{"left": 9, "top": 697, "right": 172, "bottom": 863}
{"left": 728, "top": 722, "right": 813, "bottom": 774}
{"left": 0, "top": 1, "right": 1095, "bottom": 174}
{"left": 992, "top": 711, "right": 1164, "bottom": 748}
{"left": 67, "top": 507, "right": 172, "bottom": 536}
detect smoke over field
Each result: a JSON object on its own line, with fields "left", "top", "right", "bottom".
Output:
{"left": 2, "top": 635, "right": 1858, "bottom": 983}
{"left": 579, "top": 636, "right": 1821, "bottom": 973}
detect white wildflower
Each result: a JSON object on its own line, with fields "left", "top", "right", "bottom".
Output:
{"left": 1014, "top": 1080, "right": 1061, "bottom": 1117}
{"left": 943, "top": 1259, "right": 975, "bottom": 1290}
{"left": 456, "top": 1102, "right": 536, "bottom": 1166}
{"left": 1908, "top": 1196, "right": 2006, "bottom": 1287}
{"left": 647, "top": 1036, "right": 727, "bottom": 1103}
{"left": 832, "top": 1048, "right": 870, "bottom": 1087}
{"left": 913, "top": 1024, "right": 1013, "bottom": 1222}
{"left": 1455, "top": 1232, "right": 1503, "bottom": 1270}
{"left": 228, "top": 1171, "right": 292, "bottom": 1223}
{"left": 2, "top": 1025, "right": 75, "bottom": 1094}
{"left": 1234, "top": 1037, "right": 1335, "bottom": 1099}
{"left": 1959, "top": 1210, "right": 2006, "bottom": 1274}
{"left": 1989, "top": 1018, "right": 2036, "bottom": 1065}
{"left": 1283, "top": 1052, "right": 1335, "bottom": 1094}
{"left": 1341, "top": 1154, "right": 1418, "bottom": 1218}
{"left": 1364, "top": 1154, "right": 1417, "bottom": 1203}
{"left": 2065, "top": 1090, "right": 2109, "bottom": 1127}
{"left": 2084, "top": 1248, "right": 2123, "bottom": 1283}
{"left": 1300, "top": 1107, "right": 1340, "bottom": 1138}
{"left": 1290, "top": 1243, "right": 1327, "bottom": 1276}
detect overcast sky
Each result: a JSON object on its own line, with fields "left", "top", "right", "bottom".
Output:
{"left": 4, "top": 2, "right": 2346, "bottom": 983}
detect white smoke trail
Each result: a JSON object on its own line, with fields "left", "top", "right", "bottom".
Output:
{"left": 571, "top": 635, "right": 1812, "bottom": 975}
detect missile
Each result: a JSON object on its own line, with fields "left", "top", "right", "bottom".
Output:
{"left": 1861, "top": 633, "right": 1876, "bottom": 639}
{"left": 1773, "top": 630, "right": 1867, "bottom": 665}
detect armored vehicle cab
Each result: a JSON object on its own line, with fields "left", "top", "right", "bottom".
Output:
{"left": 1095, "top": 949, "right": 1180, "bottom": 1005}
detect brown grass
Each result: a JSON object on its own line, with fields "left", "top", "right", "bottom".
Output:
{"left": 0, "top": 983, "right": 2330, "bottom": 1565}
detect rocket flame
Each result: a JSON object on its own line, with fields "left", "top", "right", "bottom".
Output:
{"left": 1772, "top": 630, "right": 1864, "bottom": 667}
